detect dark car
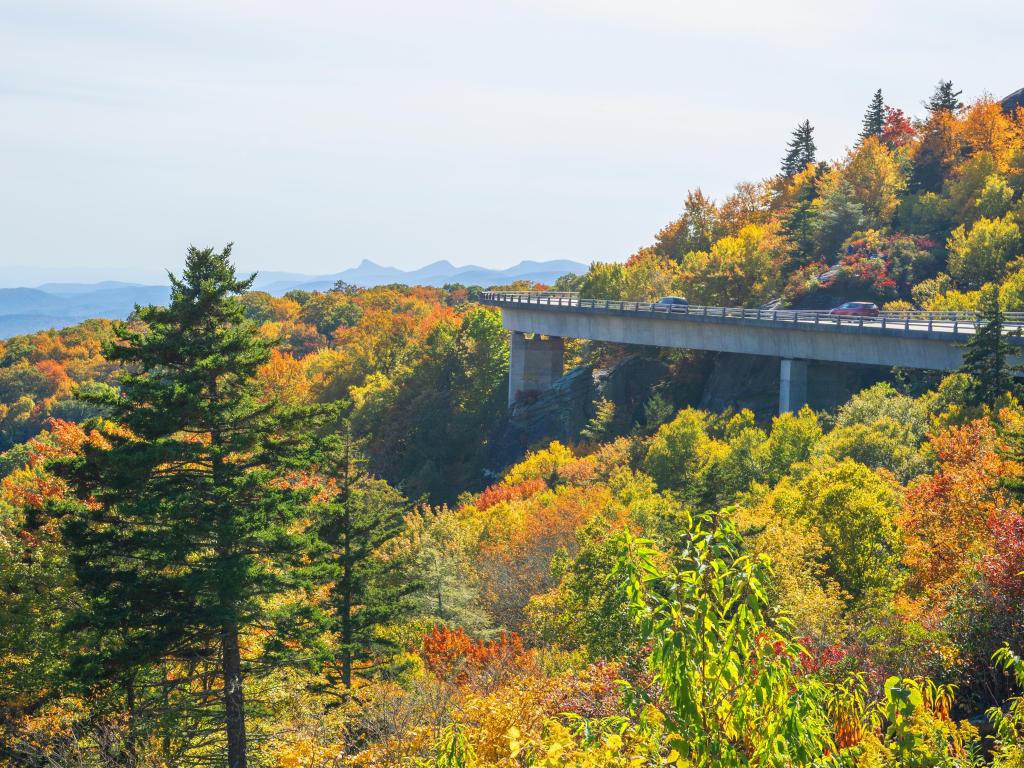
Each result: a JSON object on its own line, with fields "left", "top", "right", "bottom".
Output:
{"left": 655, "top": 296, "right": 689, "bottom": 308}
{"left": 829, "top": 301, "right": 879, "bottom": 317}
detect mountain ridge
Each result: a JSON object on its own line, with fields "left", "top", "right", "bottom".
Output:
{"left": 0, "top": 258, "right": 588, "bottom": 337}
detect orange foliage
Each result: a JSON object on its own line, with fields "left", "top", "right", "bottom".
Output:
{"left": 899, "top": 419, "right": 1015, "bottom": 599}
{"left": 475, "top": 478, "right": 547, "bottom": 511}
{"left": 475, "top": 484, "right": 619, "bottom": 628}
{"left": 257, "top": 349, "right": 311, "bottom": 405}
{"left": 0, "top": 420, "right": 110, "bottom": 511}
{"left": 421, "top": 626, "right": 531, "bottom": 687}
{"left": 958, "top": 99, "right": 1021, "bottom": 169}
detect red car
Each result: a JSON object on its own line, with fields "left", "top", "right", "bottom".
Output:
{"left": 829, "top": 301, "right": 880, "bottom": 317}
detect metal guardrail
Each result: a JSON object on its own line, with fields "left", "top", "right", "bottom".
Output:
{"left": 479, "top": 291, "right": 1024, "bottom": 334}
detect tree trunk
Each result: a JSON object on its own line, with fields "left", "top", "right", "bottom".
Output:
{"left": 222, "top": 623, "right": 248, "bottom": 768}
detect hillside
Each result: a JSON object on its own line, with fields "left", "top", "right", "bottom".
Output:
{"left": 3, "top": 82, "right": 1024, "bottom": 766}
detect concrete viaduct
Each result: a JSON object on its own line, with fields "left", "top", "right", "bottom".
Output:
{"left": 479, "top": 292, "right": 1024, "bottom": 414}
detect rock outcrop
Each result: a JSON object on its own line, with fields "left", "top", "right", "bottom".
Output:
{"left": 484, "top": 354, "right": 673, "bottom": 475}
{"left": 1001, "top": 87, "right": 1024, "bottom": 115}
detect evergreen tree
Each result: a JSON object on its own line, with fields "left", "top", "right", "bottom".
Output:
{"left": 960, "top": 284, "right": 1018, "bottom": 407}
{"left": 859, "top": 89, "right": 886, "bottom": 141}
{"left": 781, "top": 166, "right": 821, "bottom": 264}
{"left": 926, "top": 80, "right": 964, "bottom": 114}
{"left": 780, "top": 120, "right": 816, "bottom": 178}
{"left": 812, "top": 179, "right": 866, "bottom": 259}
{"left": 581, "top": 398, "right": 616, "bottom": 442}
{"left": 312, "top": 431, "right": 414, "bottom": 694}
{"left": 51, "top": 246, "right": 323, "bottom": 767}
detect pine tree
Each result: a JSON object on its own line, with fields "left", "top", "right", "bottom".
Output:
{"left": 312, "top": 431, "right": 414, "bottom": 694}
{"left": 581, "top": 398, "right": 616, "bottom": 442}
{"left": 960, "top": 284, "right": 1018, "bottom": 407}
{"left": 52, "top": 245, "right": 323, "bottom": 767}
{"left": 780, "top": 120, "right": 816, "bottom": 178}
{"left": 781, "top": 166, "right": 821, "bottom": 264}
{"left": 926, "top": 80, "right": 964, "bottom": 114}
{"left": 859, "top": 89, "right": 885, "bottom": 141}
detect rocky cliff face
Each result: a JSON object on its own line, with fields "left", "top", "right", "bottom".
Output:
{"left": 484, "top": 355, "right": 672, "bottom": 474}
{"left": 485, "top": 347, "right": 890, "bottom": 476}
{"left": 485, "top": 365, "right": 596, "bottom": 474}
{"left": 699, "top": 352, "right": 888, "bottom": 421}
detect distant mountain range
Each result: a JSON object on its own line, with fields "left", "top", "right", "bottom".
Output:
{"left": 248, "top": 258, "right": 588, "bottom": 293}
{"left": 0, "top": 259, "right": 587, "bottom": 338}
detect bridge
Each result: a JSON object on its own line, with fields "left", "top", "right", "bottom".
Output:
{"left": 479, "top": 291, "right": 1024, "bottom": 414}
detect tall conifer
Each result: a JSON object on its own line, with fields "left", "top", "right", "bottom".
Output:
{"left": 53, "top": 246, "right": 322, "bottom": 767}
{"left": 311, "top": 431, "right": 414, "bottom": 693}
{"left": 859, "top": 89, "right": 885, "bottom": 141}
{"left": 926, "top": 80, "right": 964, "bottom": 114}
{"left": 780, "top": 120, "right": 817, "bottom": 178}
{"left": 960, "top": 284, "right": 1018, "bottom": 407}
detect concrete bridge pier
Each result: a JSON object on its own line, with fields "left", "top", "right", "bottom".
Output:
{"left": 779, "top": 358, "right": 808, "bottom": 414}
{"left": 508, "top": 332, "right": 564, "bottom": 405}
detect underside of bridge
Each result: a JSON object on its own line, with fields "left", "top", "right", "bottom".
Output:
{"left": 508, "top": 333, "right": 888, "bottom": 415}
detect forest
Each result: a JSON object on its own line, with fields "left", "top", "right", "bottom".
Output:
{"left": 3, "top": 81, "right": 1024, "bottom": 766}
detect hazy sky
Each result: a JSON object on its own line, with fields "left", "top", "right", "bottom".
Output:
{"left": 2, "top": 0, "right": 1022, "bottom": 284}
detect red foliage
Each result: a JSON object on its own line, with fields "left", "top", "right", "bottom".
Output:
{"left": 881, "top": 106, "right": 917, "bottom": 149}
{"left": 799, "top": 639, "right": 849, "bottom": 674}
{"left": 421, "top": 626, "right": 531, "bottom": 687}
{"left": 475, "top": 478, "right": 547, "bottom": 511}
{"left": 833, "top": 254, "right": 897, "bottom": 297}
{"left": 981, "top": 508, "right": 1024, "bottom": 611}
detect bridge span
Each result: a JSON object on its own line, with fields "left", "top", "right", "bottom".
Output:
{"left": 479, "top": 291, "right": 1024, "bottom": 414}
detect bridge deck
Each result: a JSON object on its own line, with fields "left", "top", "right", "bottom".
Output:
{"left": 480, "top": 291, "right": 1024, "bottom": 372}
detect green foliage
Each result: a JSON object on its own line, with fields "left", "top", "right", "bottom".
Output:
{"left": 781, "top": 119, "right": 817, "bottom": 178}
{"left": 311, "top": 431, "right": 413, "bottom": 693}
{"left": 613, "top": 515, "right": 837, "bottom": 766}
{"left": 677, "top": 223, "right": 787, "bottom": 306}
{"left": 48, "top": 245, "right": 325, "bottom": 764}
{"left": 813, "top": 180, "right": 867, "bottom": 258}
{"left": 960, "top": 284, "right": 1018, "bottom": 407}
{"left": 580, "top": 398, "right": 616, "bottom": 443}
{"left": 989, "top": 646, "right": 1024, "bottom": 767}
{"left": 1000, "top": 266, "right": 1024, "bottom": 310}
{"left": 297, "top": 290, "right": 363, "bottom": 336}
{"left": 860, "top": 89, "right": 886, "bottom": 142}
{"left": 355, "top": 306, "right": 508, "bottom": 503}
{"left": 411, "top": 505, "right": 490, "bottom": 633}
{"left": 946, "top": 214, "right": 1022, "bottom": 289}
{"left": 927, "top": 80, "right": 965, "bottom": 114}
{"left": 755, "top": 458, "right": 904, "bottom": 600}
{"left": 816, "top": 417, "right": 929, "bottom": 483}
{"left": 641, "top": 408, "right": 725, "bottom": 500}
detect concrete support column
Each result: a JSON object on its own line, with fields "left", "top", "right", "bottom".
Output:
{"left": 508, "top": 332, "right": 564, "bottom": 405}
{"left": 779, "top": 358, "right": 808, "bottom": 414}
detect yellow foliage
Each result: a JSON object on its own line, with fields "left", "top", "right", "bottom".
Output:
{"left": 505, "top": 441, "right": 577, "bottom": 485}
